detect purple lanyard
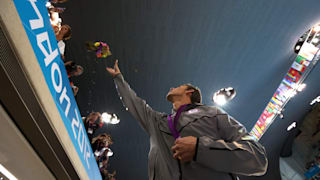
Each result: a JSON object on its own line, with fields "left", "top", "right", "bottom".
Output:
{"left": 167, "top": 104, "right": 188, "bottom": 139}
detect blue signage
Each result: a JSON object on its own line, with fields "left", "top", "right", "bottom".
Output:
{"left": 304, "top": 165, "right": 320, "bottom": 179}
{"left": 12, "top": 0, "right": 101, "bottom": 179}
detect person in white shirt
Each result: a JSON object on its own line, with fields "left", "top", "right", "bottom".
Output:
{"left": 55, "top": 24, "right": 72, "bottom": 55}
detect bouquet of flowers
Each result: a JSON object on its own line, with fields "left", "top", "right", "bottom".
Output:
{"left": 86, "top": 41, "right": 112, "bottom": 58}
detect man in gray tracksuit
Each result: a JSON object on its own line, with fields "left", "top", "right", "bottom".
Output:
{"left": 106, "top": 60, "right": 268, "bottom": 180}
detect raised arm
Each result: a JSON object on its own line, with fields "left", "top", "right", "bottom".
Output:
{"left": 106, "top": 60, "right": 162, "bottom": 135}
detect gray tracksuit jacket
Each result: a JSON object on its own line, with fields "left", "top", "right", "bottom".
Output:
{"left": 114, "top": 74, "right": 268, "bottom": 180}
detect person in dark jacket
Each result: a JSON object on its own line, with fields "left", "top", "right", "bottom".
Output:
{"left": 106, "top": 60, "right": 268, "bottom": 180}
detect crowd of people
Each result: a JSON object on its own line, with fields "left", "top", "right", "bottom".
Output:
{"left": 46, "top": 0, "right": 82, "bottom": 96}
{"left": 82, "top": 112, "right": 117, "bottom": 180}
{"left": 46, "top": 1, "right": 116, "bottom": 179}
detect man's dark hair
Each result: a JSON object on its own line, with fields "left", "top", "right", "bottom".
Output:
{"left": 184, "top": 83, "right": 202, "bottom": 104}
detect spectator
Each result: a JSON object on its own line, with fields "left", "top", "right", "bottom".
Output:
{"left": 46, "top": 2, "right": 64, "bottom": 30}
{"left": 64, "top": 61, "right": 83, "bottom": 78}
{"left": 100, "top": 169, "right": 109, "bottom": 180}
{"left": 98, "top": 149, "right": 113, "bottom": 180}
{"left": 64, "top": 61, "right": 82, "bottom": 96}
{"left": 91, "top": 133, "right": 113, "bottom": 154}
{"left": 94, "top": 138, "right": 114, "bottom": 180}
{"left": 83, "top": 112, "right": 103, "bottom": 142}
{"left": 98, "top": 149, "right": 111, "bottom": 168}
{"left": 71, "top": 84, "right": 79, "bottom": 96}
{"left": 48, "top": 6, "right": 65, "bottom": 14}
{"left": 107, "top": 171, "right": 116, "bottom": 180}
{"left": 52, "top": 24, "right": 60, "bottom": 35}
{"left": 101, "top": 169, "right": 116, "bottom": 180}
{"left": 55, "top": 24, "right": 72, "bottom": 55}
{"left": 49, "top": 0, "right": 68, "bottom": 3}
{"left": 49, "top": 8, "right": 64, "bottom": 27}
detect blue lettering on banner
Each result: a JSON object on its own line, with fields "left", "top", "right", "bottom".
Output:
{"left": 12, "top": 0, "right": 101, "bottom": 179}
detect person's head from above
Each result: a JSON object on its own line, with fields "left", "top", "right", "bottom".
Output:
{"left": 51, "top": 0, "right": 68, "bottom": 3}
{"left": 98, "top": 133, "right": 113, "bottom": 145}
{"left": 57, "top": 24, "right": 72, "bottom": 41}
{"left": 87, "top": 112, "right": 101, "bottom": 123}
{"left": 71, "top": 65, "right": 83, "bottom": 76}
{"left": 166, "top": 83, "right": 202, "bottom": 110}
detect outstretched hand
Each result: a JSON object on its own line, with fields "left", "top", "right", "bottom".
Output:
{"left": 106, "top": 59, "right": 121, "bottom": 77}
